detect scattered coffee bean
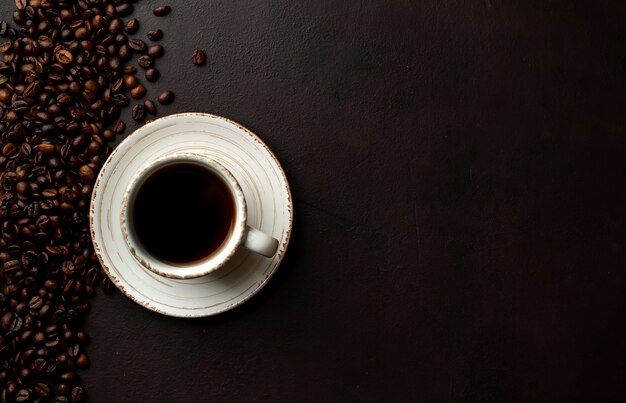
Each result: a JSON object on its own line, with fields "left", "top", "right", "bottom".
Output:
{"left": 124, "top": 75, "right": 140, "bottom": 89}
{"left": 144, "top": 100, "right": 157, "bottom": 115}
{"left": 145, "top": 68, "right": 160, "bottom": 82}
{"left": 147, "top": 44, "right": 164, "bottom": 58}
{"left": 114, "top": 120, "right": 126, "bottom": 134}
{"left": 125, "top": 19, "right": 139, "bottom": 35}
{"left": 124, "top": 65, "right": 137, "bottom": 75}
{"left": 15, "top": 389, "right": 31, "bottom": 402}
{"left": 71, "top": 386, "right": 86, "bottom": 402}
{"left": 130, "top": 85, "right": 146, "bottom": 99}
{"left": 132, "top": 104, "right": 146, "bottom": 121}
{"left": 34, "top": 382, "right": 51, "bottom": 398}
{"left": 108, "top": 18, "right": 124, "bottom": 35}
{"left": 157, "top": 90, "right": 175, "bottom": 105}
{"left": 147, "top": 29, "right": 164, "bottom": 41}
{"left": 115, "top": 3, "right": 134, "bottom": 17}
{"left": 137, "top": 55, "right": 153, "bottom": 68}
{"left": 153, "top": 6, "right": 172, "bottom": 16}
{"left": 128, "top": 38, "right": 147, "bottom": 53}
{"left": 55, "top": 49, "right": 73, "bottom": 64}
{"left": 192, "top": 49, "right": 207, "bottom": 66}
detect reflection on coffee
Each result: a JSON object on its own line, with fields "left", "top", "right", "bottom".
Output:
{"left": 131, "top": 163, "right": 235, "bottom": 264}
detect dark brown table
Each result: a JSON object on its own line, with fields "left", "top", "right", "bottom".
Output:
{"left": 2, "top": 1, "right": 625, "bottom": 401}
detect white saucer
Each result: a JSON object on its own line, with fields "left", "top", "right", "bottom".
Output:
{"left": 90, "top": 113, "right": 293, "bottom": 317}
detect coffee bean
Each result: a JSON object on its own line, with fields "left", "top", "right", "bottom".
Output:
{"left": 147, "top": 29, "right": 164, "bottom": 41}
{"left": 125, "top": 19, "right": 139, "bottom": 34}
{"left": 148, "top": 44, "right": 164, "bottom": 58}
{"left": 157, "top": 90, "right": 175, "bottom": 105}
{"left": 70, "top": 386, "right": 86, "bottom": 403}
{"left": 1, "top": 311, "right": 15, "bottom": 330}
{"left": 114, "top": 120, "right": 126, "bottom": 134}
{"left": 75, "top": 353, "right": 90, "bottom": 369}
{"left": 145, "top": 68, "right": 160, "bottom": 82}
{"left": 137, "top": 55, "right": 152, "bottom": 68}
{"left": 78, "top": 165, "right": 95, "bottom": 184}
{"left": 15, "top": 389, "right": 31, "bottom": 402}
{"left": 76, "top": 331, "right": 90, "bottom": 345}
{"left": 130, "top": 85, "right": 146, "bottom": 99}
{"left": 124, "top": 65, "right": 137, "bottom": 75}
{"left": 124, "top": 75, "right": 139, "bottom": 88}
{"left": 29, "top": 296, "right": 43, "bottom": 311}
{"left": 132, "top": 104, "right": 145, "bottom": 121}
{"left": 144, "top": 100, "right": 157, "bottom": 115}
{"left": 108, "top": 18, "right": 124, "bottom": 35}
{"left": 34, "top": 382, "right": 51, "bottom": 398}
{"left": 59, "top": 371, "right": 78, "bottom": 383}
{"left": 101, "top": 278, "right": 115, "bottom": 294}
{"left": 128, "top": 39, "right": 147, "bottom": 53}
{"left": 62, "top": 261, "right": 75, "bottom": 276}
{"left": 192, "top": 49, "right": 206, "bottom": 66}
{"left": 115, "top": 3, "right": 134, "bottom": 17}
{"left": 153, "top": 6, "right": 172, "bottom": 16}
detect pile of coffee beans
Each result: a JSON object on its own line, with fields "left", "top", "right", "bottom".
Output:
{"left": 0, "top": 1, "right": 178, "bottom": 401}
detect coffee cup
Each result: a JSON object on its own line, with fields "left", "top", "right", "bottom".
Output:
{"left": 120, "top": 152, "right": 279, "bottom": 279}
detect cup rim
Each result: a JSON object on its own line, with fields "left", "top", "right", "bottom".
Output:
{"left": 120, "top": 152, "right": 248, "bottom": 279}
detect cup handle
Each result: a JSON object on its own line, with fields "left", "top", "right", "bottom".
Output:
{"left": 243, "top": 226, "right": 279, "bottom": 257}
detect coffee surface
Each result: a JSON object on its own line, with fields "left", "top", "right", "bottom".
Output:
{"left": 131, "top": 163, "right": 235, "bottom": 264}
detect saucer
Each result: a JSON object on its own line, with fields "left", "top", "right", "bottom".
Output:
{"left": 90, "top": 113, "right": 293, "bottom": 317}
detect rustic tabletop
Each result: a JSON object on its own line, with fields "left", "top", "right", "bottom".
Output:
{"left": 1, "top": 0, "right": 624, "bottom": 402}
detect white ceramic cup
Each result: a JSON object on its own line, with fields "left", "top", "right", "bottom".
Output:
{"left": 121, "top": 152, "right": 279, "bottom": 279}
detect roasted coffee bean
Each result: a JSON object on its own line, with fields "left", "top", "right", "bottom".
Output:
{"left": 101, "top": 278, "right": 115, "bottom": 294}
{"left": 115, "top": 3, "right": 134, "bottom": 17}
{"left": 147, "top": 29, "right": 163, "bottom": 41}
{"left": 124, "top": 65, "right": 137, "bottom": 75}
{"left": 34, "top": 382, "right": 51, "bottom": 398}
{"left": 55, "top": 49, "right": 73, "bottom": 64}
{"left": 124, "top": 75, "right": 139, "bottom": 88}
{"left": 59, "top": 371, "right": 78, "bottom": 383}
{"left": 157, "top": 90, "right": 175, "bottom": 105}
{"left": 153, "top": 6, "right": 172, "bottom": 16}
{"left": 78, "top": 165, "right": 95, "bottom": 184}
{"left": 125, "top": 19, "right": 139, "bottom": 34}
{"left": 108, "top": 18, "right": 124, "bottom": 35}
{"left": 144, "top": 100, "right": 157, "bottom": 115}
{"left": 132, "top": 104, "right": 145, "bottom": 121}
{"left": 147, "top": 44, "right": 164, "bottom": 58}
{"left": 29, "top": 296, "right": 43, "bottom": 311}
{"left": 1, "top": 311, "right": 15, "bottom": 330}
{"left": 15, "top": 389, "right": 31, "bottom": 402}
{"left": 75, "top": 353, "right": 89, "bottom": 369}
{"left": 137, "top": 55, "right": 152, "bottom": 68}
{"left": 130, "top": 85, "right": 146, "bottom": 99}
{"left": 76, "top": 332, "right": 90, "bottom": 345}
{"left": 192, "top": 49, "right": 207, "bottom": 66}
{"left": 114, "top": 120, "right": 126, "bottom": 134}
{"left": 145, "top": 67, "right": 159, "bottom": 82}
{"left": 62, "top": 261, "right": 75, "bottom": 276}
{"left": 128, "top": 38, "right": 146, "bottom": 53}
{"left": 70, "top": 386, "right": 86, "bottom": 403}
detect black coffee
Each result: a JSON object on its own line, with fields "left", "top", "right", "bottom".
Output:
{"left": 131, "top": 163, "right": 236, "bottom": 264}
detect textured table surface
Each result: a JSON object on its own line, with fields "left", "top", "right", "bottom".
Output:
{"left": 2, "top": 0, "right": 626, "bottom": 401}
